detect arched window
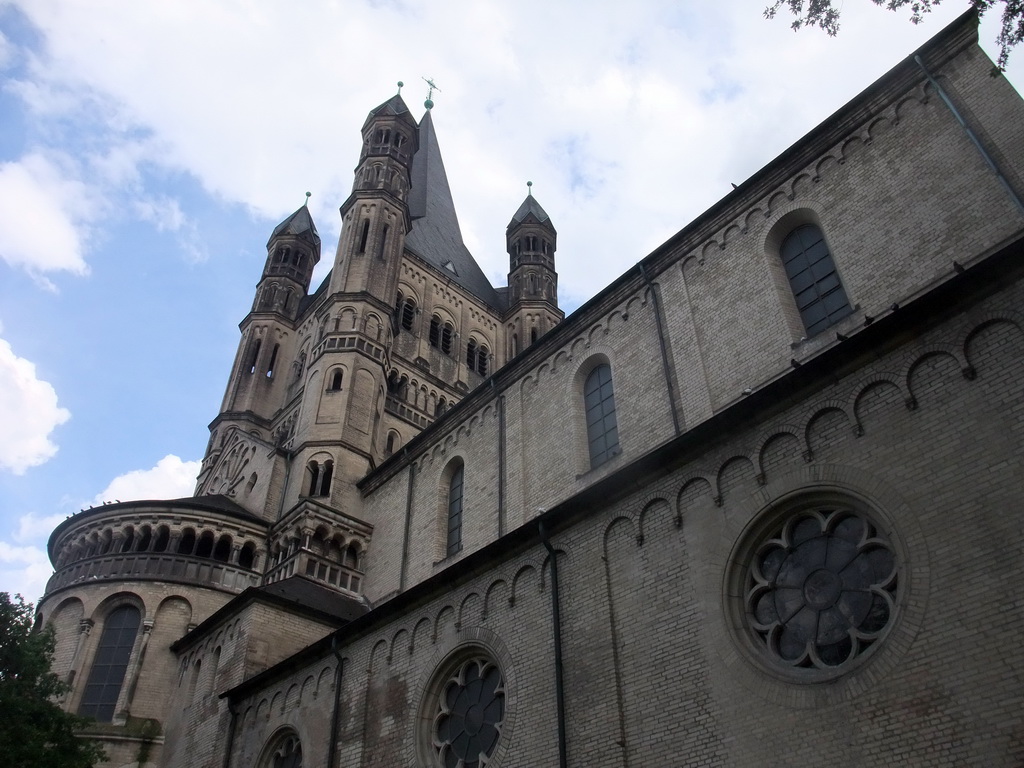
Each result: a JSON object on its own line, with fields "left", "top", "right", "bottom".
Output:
{"left": 319, "top": 461, "right": 333, "bottom": 497}
{"left": 248, "top": 338, "right": 261, "bottom": 374}
{"left": 328, "top": 369, "right": 343, "bottom": 391}
{"left": 446, "top": 462, "right": 464, "bottom": 557}
{"left": 306, "top": 459, "right": 333, "bottom": 497}
{"left": 477, "top": 345, "right": 489, "bottom": 376}
{"left": 780, "top": 224, "right": 852, "bottom": 336}
{"left": 78, "top": 605, "right": 141, "bottom": 722}
{"left": 177, "top": 528, "right": 196, "bottom": 555}
{"left": 385, "top": 431, "right": 399, "bottom": 457}
{"left": 530, "top": 327, "right": 538, "bottom": 345}
{"left": 378, "top": 224, "right": 390, "bottom": 258}
{"left": 307, "top": 461, "right": 320, "bottom": 496}
{"left": 266, "top": 344, "right": 279, "bottom": 378}
{"left": 261, "top": 732, "right": 302, "bottom": 768}
{"left": 400, "top": 298, "right": 415, "bottom": 331}
{"left": 429, "top": 315, "right": 441, "bottom": 347}
{"left": 237, "top": 540, "right": 256, "bottom": 573}
{"left": 466, "top": 340, "right": 478, "bottom": 370}
{"left": 441, "top": 324, "right": 454, "bottom": 355}
{"left": 436, "top": 398, "right": 447, "bottom": 417}
{"left": 358, "top": 219, "right": 370, "bottom": 253}
{"left": 196, "top": 531, "right": 215, "bottom": 558}
{"left": 584, "top": 363, "right": 620, "bottom": 469}
{"left": 152, "top": 526, "right": 169, "bottom": 553}
{"left": 239, "top": 541, "right": 256, "bottom": 570}
{"left": 213, "top": 535, "right": 232, "bottom": 562}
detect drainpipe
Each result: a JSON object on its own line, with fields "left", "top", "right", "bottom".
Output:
{"left": 221, "top": 702, "right": 238, "bottom": 768}
{"left": 915, "top": 55, "right": 1024, "bottom": 216}
{"left": 494, "top": 380, "right": 506, "bottom": 538}
{"left": 639, "top": 264, "right": 682, "bottom": 435}
{"left": 399, "top": 455, "right": 415, "bottom": 591}
{"left": 327, "top": 635, "right": 345, "bottom": 768}
{"left": 538, "top": 519, "right": 568, "bottom": 768}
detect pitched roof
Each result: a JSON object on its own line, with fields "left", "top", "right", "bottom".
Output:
{"left": 367, "top": 93, "right": 412, "bottom": 120}
{"left": 509, "top": 193, "right": 552, "bottom": 227}
{"left": 405, "top": 110, "right": 504, "bottom": 309}
{"left": 269, "top": 204, "right": 321, "bottom": 250}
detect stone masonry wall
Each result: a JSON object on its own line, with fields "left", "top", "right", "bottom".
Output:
{"left": 227, "top": 274, "right": 1024, "bottom": 766}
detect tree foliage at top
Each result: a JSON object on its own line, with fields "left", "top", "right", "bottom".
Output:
{"left": 765, "top": 0, "right": 1024, "bottom": 70}
{"left": 0, "top": 592, "right": 105, "bottom": 768}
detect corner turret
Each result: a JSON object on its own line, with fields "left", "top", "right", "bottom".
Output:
{"left": 504, "top": 183, "right": 563, "bottom": 356}
{"left": 253, "top": 197, "right": 321, "bottom": 318}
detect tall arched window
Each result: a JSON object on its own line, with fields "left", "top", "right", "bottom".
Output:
{"left": 261, "top": 732, "right": 302, "bottom": 768}
{"left": 357, "top": 219, "right": 370, "bottom": 253}
{"left": 446, "top": 462, "right": 464, "bottom": 557}
{"left": 396, "top": 296, "right": 416, "bottom": 332}
{"left": 780, "top": 224, "right": 852, "bottom": 336}
{"left": 78, "top": 605, "right": 141, "bottom": 722}
{"left": 584, "top": 364, "right": 620, "bottom": 469}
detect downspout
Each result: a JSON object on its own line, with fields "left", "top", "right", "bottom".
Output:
{"left": 914, "top": 54, "right": 1024, "bottom": 217}
{"left": 538, "top": 519, "right": 568, "bottom": 768}
{"left": 327, "top": 635, "right": 345, "bottom": 768}
{"left": 494, "top": 380, "right": 506, "bottom": 537}
{"left": 639, "top": 264, "right": 682, "bottom": 435}
{"left": 399, "top": 454, "right": 415, "bottom": 591}
{"left": 221, "top": 702, "right": 238, "bottom": 768}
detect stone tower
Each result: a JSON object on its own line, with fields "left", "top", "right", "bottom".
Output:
{"left": 504, "top": 185, "right": 563, "bottom": 357}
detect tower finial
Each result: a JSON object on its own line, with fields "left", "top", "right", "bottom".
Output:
{"left": 422, "top": 76, "right": 441, "bottom": 110}
{"left": 397, "top": 80, "right": 404, "bottom": 95}
{"left": 304, "top": 191, "right": 311, "bottom": 207}
{"left": 527, "top": 180, "right": 533, "bottom": 196}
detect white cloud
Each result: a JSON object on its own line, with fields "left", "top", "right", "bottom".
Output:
{"left": 13, "top": 511, "right": 65, "bottom": 544}
{"left": 0, "top": 28, "right": 13, "bottom": 70}
{"left": 0, "top": 153, "right": 93, "bottom": 279}
{"left": 9, "top": 0, "right": 1018, "bottom": 304}
{"left": 0, "top": 335, "right": 70, "bottom": 474}
{"left": 93, "top": 455, "right": 201, "bottom": 505}
{"left": 0, "top": 540, "right": 55, "bottom": 605}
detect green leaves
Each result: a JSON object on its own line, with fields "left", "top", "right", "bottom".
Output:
{"left": 0, "top": 593, "right": 106, "bottom": 768}
{"left": 764, "top": 0, "right": 1021, "bottom": 70}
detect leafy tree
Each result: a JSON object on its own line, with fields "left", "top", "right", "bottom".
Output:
{"left": 0, "top": 592, "right": 105, "bottom": 768}
{"left": 765, "top": 0, "right": 1024, "bottom": 70}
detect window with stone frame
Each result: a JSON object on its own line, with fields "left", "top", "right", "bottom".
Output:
{"left": 780, "top": 224, "right": 853, "bottom": 336}
{"left": 584, "top": 363, "right": 620, "bottom": 469}
{"left": 446, "top": 461, "right": 464, "bottom": 557}
{"left": 78, "top": 604, "right": 141, "bottom": 722}
{"left": 740, "top": 500, "right": 899, "bottom": 675}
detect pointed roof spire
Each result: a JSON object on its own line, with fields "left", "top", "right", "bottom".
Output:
{"left": 405, "top": 109, "right": 501, "bottom": 307}
{"left": 269, "top": 199, "right": 320, "bottom": 250}
{"left": 509, "top": 183, "right": 552, "bottom": 227}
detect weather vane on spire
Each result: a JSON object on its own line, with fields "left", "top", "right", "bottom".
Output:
{"left": 422, "top": 77, "right": 441, "bottom": 110}
{"left": 397, "top": 80, "right": 404, "bottom": 95}
{"left": 527, "top": 180, "right": 533, "bottom": 197}
{"left": 304, "top": 191, "right": 311, "bottom": 207}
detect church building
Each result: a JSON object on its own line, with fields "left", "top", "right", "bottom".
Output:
{"left": 38, "top": 11, "right": 1024, "bottom": 767}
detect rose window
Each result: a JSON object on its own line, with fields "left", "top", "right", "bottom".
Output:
{"left": 745, "top": 508, "right": 898, "bottom": 670}
{"left": 432, "top": 656, "right": 505, "bottom": 768}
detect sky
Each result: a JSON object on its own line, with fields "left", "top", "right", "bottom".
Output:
{"left": 0, "top": 0, "right": 1020, "bottom": 605}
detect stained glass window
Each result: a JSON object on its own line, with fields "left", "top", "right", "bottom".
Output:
{"left": 78, "top": 605, "right": 140, "bottom": 721}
